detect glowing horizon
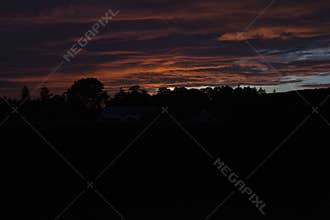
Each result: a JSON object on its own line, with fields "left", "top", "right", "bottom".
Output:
{"left": 1, "top": 0, "right": 330, "bottom": 97}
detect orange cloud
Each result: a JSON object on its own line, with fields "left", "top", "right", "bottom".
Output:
{"left": 218, "top": 26, "right": 324, "bottom": 41}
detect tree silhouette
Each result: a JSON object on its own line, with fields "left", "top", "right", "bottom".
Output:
{"left": 258, "top": 87, "right": 266, "bottom": 95}
{"left": 39, "top": 87, "right": 52, "bottom": 101}
{"left": 157, "top": 87, "right": 171, "bottom": 95}
{"left": 111, "top": 85, "right": 151, "bottom": 105}
{"left": 21, "top": 86, "right": 30, "bottom": 101}
{"left": 128, "top": 85, "right": 147, "bottom": 95}
{"left": 66, "top": 78, "right": 108, "bottom": 109}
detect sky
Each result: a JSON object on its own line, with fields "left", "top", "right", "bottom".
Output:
{"left": 1, "top": 0, "right": 330, "bottom": 97}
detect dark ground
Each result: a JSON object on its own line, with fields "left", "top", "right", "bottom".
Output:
{"left": 1, "top": 89, "right": 329, "bottom": 219}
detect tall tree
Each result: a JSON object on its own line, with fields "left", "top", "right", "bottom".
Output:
{"left": 66, "top": 78, "right": 108, "bottom": 109}
{"left": 21, "top": 86, "right": 30, "bottom": 101}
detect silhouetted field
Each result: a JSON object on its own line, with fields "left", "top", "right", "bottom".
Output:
{"left": 1, "top": 86, "right": 329, "bottom": 219}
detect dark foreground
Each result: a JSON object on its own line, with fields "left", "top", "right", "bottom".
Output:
{"left": 1, "top": 89, "right": 329, "bottom": 219}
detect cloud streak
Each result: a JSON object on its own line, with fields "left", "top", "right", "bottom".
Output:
{"left": 1, "top": 0, "right": 330, "bottom": 96}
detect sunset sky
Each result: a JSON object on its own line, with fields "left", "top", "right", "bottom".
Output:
{"left": 1, "top": 0, "right": 330, "bottom": 97}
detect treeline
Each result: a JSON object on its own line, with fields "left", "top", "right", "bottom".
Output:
{"left": 1, "top": 77, "right": 329, "bottom": 122}
{"left": 3, "top": 78, "right": 267, "bottom": 107}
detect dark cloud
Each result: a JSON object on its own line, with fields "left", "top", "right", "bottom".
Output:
{"left": 1, "top": 0, "right": 330, "bottom": 96}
